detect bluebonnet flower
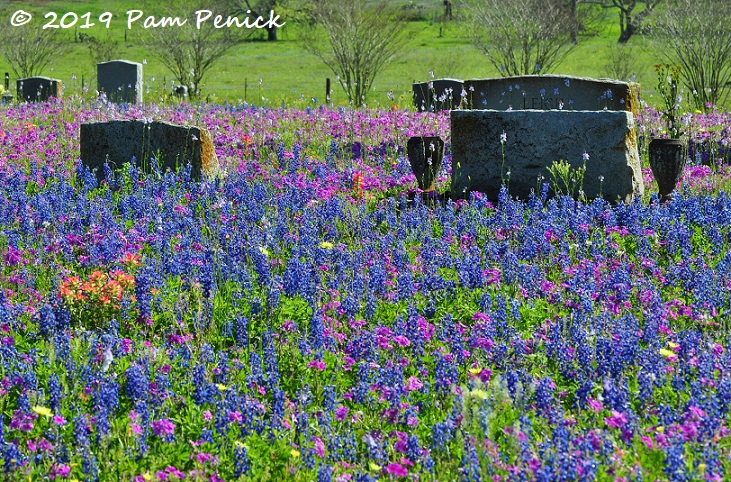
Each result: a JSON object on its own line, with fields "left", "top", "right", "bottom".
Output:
{"left": 37, "top": 304, "right": 56, "bottom": 339}
{"left": 663, "top": 440, "right": 688, "bottom": 482}
{"left": 126, "top": 364, "right": 149, "bottom": 402}
{"left": 235, "top": 316, "right": 249, "bottom": 348}
{"left": 234, "top": 444, "right": 250, "bottom": 478}
{"left": 74, "top": 414, "right": 90, "bottom": 448}
{"left": 193, "top": 364, "right": 216, "bottom": 406}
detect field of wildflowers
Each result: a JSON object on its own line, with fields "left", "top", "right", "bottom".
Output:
{"left": 1, "top": 97, "right": 731, "bottom": 481}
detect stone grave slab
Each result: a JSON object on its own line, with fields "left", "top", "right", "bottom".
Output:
{"left": 450, "top": 110, "right": 643, "bottom": 203}
{"left": 413, "top": 78, "right": 464, "bottom": 111}
{"left": 464, "top": 75, "right": 640, "bottom": 115}
{"left": 17, "top": 77, "right": 63, "bottom": 102}
{"left": 80, "top": 120, "right": 219, "bottom": 182}
{"left": 97, "top": 60, "right": 143, "bottom": 104}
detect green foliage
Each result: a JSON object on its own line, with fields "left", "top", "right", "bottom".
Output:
{"left": 654, "top": 63, "right": 684, "bottom": 138}
{"left": 0, "top": 0, "right": 721, "bottom": 108}
{"left": 546, "top": 158, "right": 587, "bottom": 199}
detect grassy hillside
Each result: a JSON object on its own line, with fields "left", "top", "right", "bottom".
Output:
{"left": 0, "top": 1, "right": 673, "bottom": 107}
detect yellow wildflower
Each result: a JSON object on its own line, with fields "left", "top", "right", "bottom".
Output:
{"left": 31, "top": 406, "right": 52, "bottom": 417}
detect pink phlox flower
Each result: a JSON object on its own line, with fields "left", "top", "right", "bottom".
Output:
{"left": 604, "top": 410, "right": 628, "bottom": 428}
{"left": 48, "top": 463, "right": 71, "bottom": 480}
{"left": 308, "top": 360, "right": 326, "bottom": 371}
{"left": 587, "top": 397, "right": 603, "bottom": 412}
{"left": 335, "top": 405, "right": 349, "bottom": 421}
{"left": 312, "top": 436, "right": 326, "bottom": 457}
{"left": 641, "top": 435, "right": 654, "bottom": 450}
{"left": 393, "top": 335, "right": 411, "bottom": 347}
{"left": 406, "top": 376, "right": 423, "bottom": 392}
{"left": 384, "top": 462, "right": 408, "bottom": 476}
{"left": 151, "top": 418, "right": 176, "bottom": 438}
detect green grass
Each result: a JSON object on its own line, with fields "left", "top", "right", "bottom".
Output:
{"left": 0, "top": 0, "right": 689, "bottom": 107}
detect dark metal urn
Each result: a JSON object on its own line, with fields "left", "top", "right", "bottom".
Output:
{"left": 649, "top": 138, "right": 687, "bottom": 202}
{"left": 407, "top": 136, "right": 445, "bottom": 191}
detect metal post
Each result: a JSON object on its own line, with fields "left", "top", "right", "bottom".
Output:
{"left": 4, "top": 73, "right": 8, "bottom": 91}
{"left": 326, "top": 78, "right": 331, "bottom": 103}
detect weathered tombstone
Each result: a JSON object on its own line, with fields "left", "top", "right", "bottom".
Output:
{"left": 2, "top": 73, "right": 11, "bottom": 105}
{"left": 464, "top": 75, "right": 640, "bottom": 115}
{"left": 16, "top": 77, "right": 63, "bottom": 102}
{"left": 79, "top": 120, "right": 219, "bottom": 183}
{"left": 407, "top": 136, "right": 445, "bottom": 191}
{"left": 174, "top": 85, "right": 188, "bottom": 99}
{"left": 97, "top": 60, "right": 143, "bottom": 104}
{"left": 413, "top": 78, "right": 464, "bottom": 111}
{"left": 450, "top": 110, "right": 643, "bottom": 203}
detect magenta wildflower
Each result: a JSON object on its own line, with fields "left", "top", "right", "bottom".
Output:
{"left": 393, "top": 335, "right": 411, "bottom": 347}
{"left": 406, "top": 376, "right": 423, "bottom": 392}
{"left": 312, "top": 436, "right": 325, "bottom": 457}
{"left": 164, "top": 466, "right": 186, "bottom": 479}
{"left": 193, "top": 452, "right": 218, "bottom": 465}
{"left": 384, "top": 462, "right": 408, "bottom": 476}
{"left": 48, "top": 464, "right": 71, "bottom": 480}
{"left": 604, "top": 410, "right": 628, "bottom": 429}
{"left": 641, "top": 436, "right": 654, "bottom": 449}
{"left": 587, "top": 397, "right": 603, "bottom": 412}
{"left": 9, "top": 411, "right": 35, "bottom": 432}
{"left": 335, "top": 405, "right": 349, "bottom": 421}
{"left": 308, "top": 360, "right": 326, "bottom": 371}
{"left": 151, "top": 418, "right": 176, "bottom": 440}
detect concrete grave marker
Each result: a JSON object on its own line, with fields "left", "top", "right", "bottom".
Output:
{"left": 413, "top": 78, "right": 464, "bottom": 111}
{"left": 464, "top": 75, "right": 640, "bottom": 115}
{"left": 16, "top": 77, "right": 63, "bottom": 102}
{"left": 450, "top": 110, "right": 643, "bottom": 203}
{"left": 80, "top": 120, "right": 219, "bottom": 183}
{"left": 174, "top": 85, "right": 188, "bottom": 99}
{"left": 97, "top": 60, "right": 143, "bottom": 104}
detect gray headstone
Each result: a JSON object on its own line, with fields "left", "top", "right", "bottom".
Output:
{"left": 80, "top": 120, "right": 219, "bottom": 182}
{"left": 97, "top": 60, "right": 143, "bottom": 104}
{"left": 413, "top": 79, "right": 464, "bottom": 111}
{"left": 464, "top": 75, "right": 640, "bottom": 114}
{"left": 451, "top": 110, "right": 643, "bottom": 203}
{"left": 174, "top": 85, "right": 188, "bottom": 98}
{"left": 16, "top": 77, "right": 63, "bottom": 102}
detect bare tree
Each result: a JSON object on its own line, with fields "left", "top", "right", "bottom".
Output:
{"left": 461, "top": 0, "right": 576, "bottom": 77}
{"left": 587, "top": 0, "right": 661, "bottom": 43}
{"left": 564, "top": 0, "right": 607, "bottom": 44}
{"left": 226, "top": 0, "right": 294, "bottom": 41}
{"left": 302, "top": 0, "right": 409, "bottom": 105}
{"left": 79, "top": 33, "right": 119, "bottom": 65}
{"left": 0, "top": 23, "right": 70, "bottom": 79}
{"left": 141, "top": 2, "right": 247, "bottom": 100}
{"left": 654, "top": 0, "right": 731, "bottom": 110}
{"left": 603, "top": 43, "right": 645, "bottom": 81}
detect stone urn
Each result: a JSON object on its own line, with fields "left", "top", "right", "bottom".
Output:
{"left": 407, "top": 136, "right": 444, "bottom": 191}
{"left": 649, "top": 138, "right": 687, "bottom": 202}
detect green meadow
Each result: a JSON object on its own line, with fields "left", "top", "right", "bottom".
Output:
{"left": 0, "top": 1, "right": 672, "bottom": 107}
